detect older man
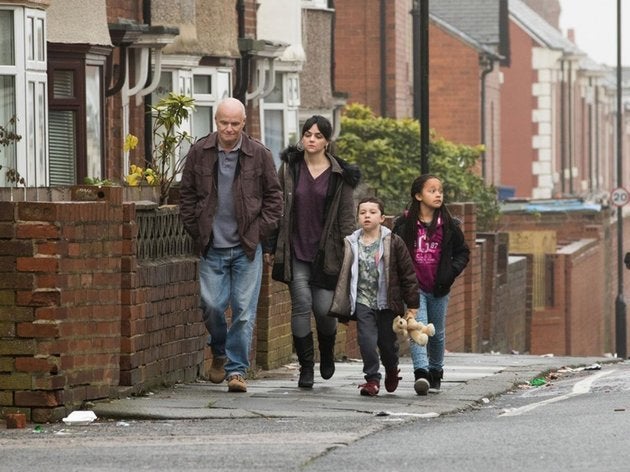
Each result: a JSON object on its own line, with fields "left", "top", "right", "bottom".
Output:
{"left": 180, "top": 97, "right": 283, "bottom": 392}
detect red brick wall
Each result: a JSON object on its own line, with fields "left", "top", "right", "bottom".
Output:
{"left": 389, "top": 0, "right": 414, "bottom": 118}
{"left": 500, "top": 209, "right": 630, "bottom": 356}
{"left": 104, "top": 1, "right": 145, "bottom": 182}
{"left": 484, "top": 67, "right": 503, "bottom": 186}
{"left": 428, "top": 23, "right": 481, "bottom": 147}
{"left": 499, "top": 21, "right": 537, "bottom": 197}
{"left": 0, "top": 195, "right": 124, "bottom": 423}
{"left": 531, "top": 240, "right": 605, "bottom": 356}
{"left": 0, "top": 189, "right": 205, "bottom": 422}
{"left": 444, "top": 203, "right": 479, "bottom": 353}
{"left": 119, "top": 204, "right": 204, "bottom": 390}
{"left": 334, "top": 0, "right": 383, "bottom": 114}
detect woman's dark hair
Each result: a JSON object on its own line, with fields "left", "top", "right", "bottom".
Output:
{"left": 301, "top": 115, "right": 333, "bottom": 141}
{"left": 399, "top": 174, "right": 455, "bottom": 251}
{"left": 357, "top": 196, "right": 385, "bottom": 215}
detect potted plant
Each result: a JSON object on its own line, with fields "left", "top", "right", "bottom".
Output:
{"left": 125, "top": 93, "right": 194, "bottom": 205}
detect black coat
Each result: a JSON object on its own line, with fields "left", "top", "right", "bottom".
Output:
{"left": 394, "top": 214, "right": 470, "bottom": 297}
{"left": 271, "top": 145, "right": 361, "bottom": 289}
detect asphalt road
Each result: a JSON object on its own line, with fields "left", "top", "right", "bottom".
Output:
{"left": 0, "top": 353, "right": 621, "bottom": 471}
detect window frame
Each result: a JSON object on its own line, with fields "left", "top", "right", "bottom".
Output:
{"left": 0, "top": 7, "right": 27, "bottom": 186}
{"left": 47, "top": 44, "right": 108, "bottom": 185}
{"left": 260, "top": 71, "right": 300, "bottom": 168}
{"left": 47, "top": 54, "right": 86, "bottom": 184}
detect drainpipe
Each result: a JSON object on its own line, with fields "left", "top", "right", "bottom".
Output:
{"left": 380, "top": 0, "right": 387, "bottom": 116}
{"left": 560, "top": 59, "right": 566, "bottom": 194}
{"left": 587, "top": 77, "right": 593, "bottom": 194}
{"left": 330, "top": 0, "right": 336, "bottom": 92}
{"left": 594, "top": 85, "right": 600, "bottom": 191}
{"left": 143, "top": 0, "right": 152, "bottom": 167}
{"left": 567, "top": 59, "right": 574, "bottom": 194}
{"left": 479, "top": 54, "right": 494, "bottom": 181}
{"left": 233, "top": 0, "right": 252, "bottom": 104}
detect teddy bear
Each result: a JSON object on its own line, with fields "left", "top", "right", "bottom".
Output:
{"left": 392, "top": 310, "right": 435, "bottom": 346}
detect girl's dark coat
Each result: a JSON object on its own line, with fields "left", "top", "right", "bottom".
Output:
{"left": 393, "top": 214, "right": 470, "bottom": 297}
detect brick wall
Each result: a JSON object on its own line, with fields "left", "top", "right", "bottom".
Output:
{"left": 105, "top": 1, "right": 145, "bottom": 182}
{"left": 429, "top": 22, "right": 481, "bottom": 146}
{"left": 334, "top": 0, "right": 383, "bottom": 113}
{"left": 499, "top": 20, "right": 537, "bottom": 197}
{"left": 119, "top": 204, "right": 204, "bottom": 391}
{"left": 0, "top": 194, "right": 124, "bottom": 423}
{"left": 8, "top": 188, "right": 625, "bottom": 421}
{"left": 531, "top": 239, "right": 606, "bottom": 356}
{"left": 500, "top": 209, "right": 630, "bottom": 356}
{"left": 444, "top": 203, "right": 479, "bottom": 353}
{"left": 0, "top": 188, "right": 205, "bottom": 422}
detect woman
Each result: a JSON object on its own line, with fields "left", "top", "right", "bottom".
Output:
{"left": 268, "top": 115, "right": 360, "bottom": 389}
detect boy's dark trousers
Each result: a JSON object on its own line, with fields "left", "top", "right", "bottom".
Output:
{"left": 355, "top": 303, "right": 399, "bottom": 382}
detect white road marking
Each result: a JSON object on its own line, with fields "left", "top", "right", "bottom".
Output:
{"left": 499, "top": 370, "right": 616, "bottom": 417}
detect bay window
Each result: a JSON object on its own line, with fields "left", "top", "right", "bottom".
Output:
{"left": 1, "top": 6, "right": 47, "bottom": 187}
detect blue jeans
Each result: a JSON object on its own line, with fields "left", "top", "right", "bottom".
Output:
{"left": 289, "top": 258, "right": 337, "bottom": 338}
{"left": 199, "top": 245, "right": 262, "bottom": 377}
{"left": 410, "top": 290, "right": 450, "bottom": 372}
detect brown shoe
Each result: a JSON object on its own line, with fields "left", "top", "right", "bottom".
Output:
{"left": 209, "top": 357, "right": 226, "bottom": 384}
{"left": 227, "top": 374, "right": 247, "bottom": 392}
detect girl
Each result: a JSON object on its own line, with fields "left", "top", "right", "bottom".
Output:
{"left": 395, "top": 174, "right": 470, "bottom": 395}
{"left": 268, "top": 115, "right": 360, "bottom": 389}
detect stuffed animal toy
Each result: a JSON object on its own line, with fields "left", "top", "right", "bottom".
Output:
{"left": 392, "top": 313, "right": 435, "bottom": 346}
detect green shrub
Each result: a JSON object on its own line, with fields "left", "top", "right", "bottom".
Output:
{"left": 336, "top": 103, "right": 500, "bottom": 230}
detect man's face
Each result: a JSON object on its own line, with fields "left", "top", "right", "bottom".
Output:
{"left": 215, "top": 103, "right": 245, "bottom": 151}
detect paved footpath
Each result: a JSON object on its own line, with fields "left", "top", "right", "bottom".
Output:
{"left": 91, "top": 352, "right": 618, "bottom": 422}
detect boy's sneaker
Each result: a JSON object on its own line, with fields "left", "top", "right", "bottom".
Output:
{"left": 359, "top": 379, "right": 380, "bottom": 396}
{"left": 413, "top": 369, "right": 430, "bottom": 396}
{"left": 227, "top": 374, "right": 247, "bottom": 392}
{"left": 384, "top": 368, "right": 401, "bottom": 393}
{"left": 429, "top": 369, "right": 443, "bottom": 392}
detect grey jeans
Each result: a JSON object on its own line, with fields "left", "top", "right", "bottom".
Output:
{"left": 356, "top": 303, "right": 399, "bottom": 381}
{"left": 289, "top": 258, "right": 337, "bottom": 338}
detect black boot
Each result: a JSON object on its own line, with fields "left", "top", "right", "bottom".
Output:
{"left": 293, "top": 333, "right": 314, "bottom": 388}
{"left": 317, "top": 330, "right": 336, "bottom": 380}
{"left": 414, "top": 369, "right": 430, "bottom": 396}
{"left": 429, "top": 369, "right": 443, "bottom": 391}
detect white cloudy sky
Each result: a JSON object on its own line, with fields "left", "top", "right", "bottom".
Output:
{"left": 559, "top": 0, "right": 630, "bottom": 66}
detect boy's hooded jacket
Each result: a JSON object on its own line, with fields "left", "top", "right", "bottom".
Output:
{"left": 328, "top": 226, "right": 419, "bottom": 321}
{"left": 271, "top": 145, "right": 360, "bottom": 290}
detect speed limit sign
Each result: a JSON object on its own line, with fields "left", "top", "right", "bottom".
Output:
{"left": 611, "top": 187, "right": 629, "bottom": 207}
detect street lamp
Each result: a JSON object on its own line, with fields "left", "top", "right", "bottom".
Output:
{"left": 412, "top": 0, "right": 430, "bottom": 174}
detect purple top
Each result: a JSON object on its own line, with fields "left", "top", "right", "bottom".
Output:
{"left": 292, "top": 160, "right": 331, "bottom": 262}
{"left": 413, "top": 217, "right": 444, "bottom": 293}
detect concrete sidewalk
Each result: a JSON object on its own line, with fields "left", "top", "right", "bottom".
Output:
{"left": 91, "top": 352, "right": 618, "bottom": 421}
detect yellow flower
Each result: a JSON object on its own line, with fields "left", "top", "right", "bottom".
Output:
{"left": 125, "top": 173, "right": 142, "bottom": 186}
{"left": 125, "top": 165, "right": 145, "bottom": 186}
{"left": 124, "top": 134, "right": 139, "bottom": 152}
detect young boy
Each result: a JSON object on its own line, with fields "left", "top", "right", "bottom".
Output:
{"left": 328, "top": 197, "right": 419, "bottom": 396}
